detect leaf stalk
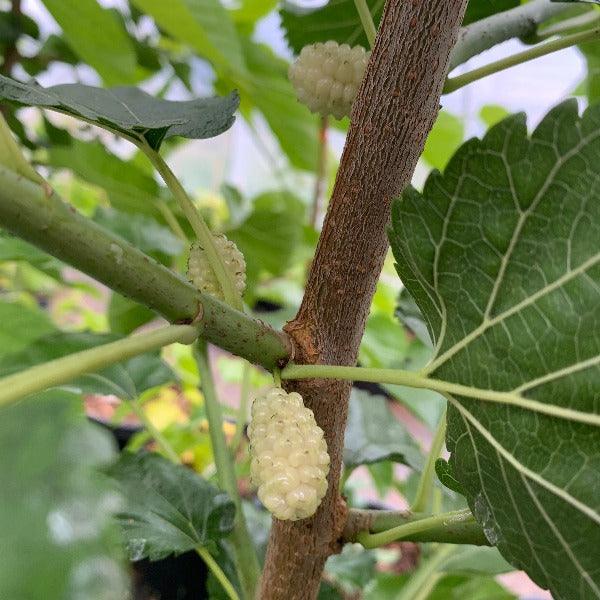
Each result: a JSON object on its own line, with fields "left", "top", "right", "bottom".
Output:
{"left": 143, "top": 146, "right": 243, "bottom": 310}
{"left": 411, "top": 407, "right": 447, "bottom": 513}
{"left": 280, "top": 363, "right": 600, "bottom": 426}
{"left": 196, "top": 547, "right": 241, "bottom": 600}
{"left": 194, "top": 339, "right": 260, "bottom": 599}
{"left": 0, "top": 324, "right": 199, "bottom": 407}
{"left": 356, "top": 508, "right": 479, "bottom": 548}
{"left": 353, "top": 0, "right": 377, "bottom": 47}
{"left": 444, "top": 27, "right": 600, "bottom": 93}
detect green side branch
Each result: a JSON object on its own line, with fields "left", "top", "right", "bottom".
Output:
{"left": 449, "top": 0, "right": 579, "bottom": 70}
{"left": 0, "top": 166, "right": 290, "bottom": 370}
{"left": 445, "top": 26, "right": 600, "bottom": 94}
{"left": 346, "top": 508, "right": 489, "bottom": 548}
{"left": 194, "top": 340, "right": 260, "bottom": 600}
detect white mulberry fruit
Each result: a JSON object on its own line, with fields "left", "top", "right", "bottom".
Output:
{"left": 288, "top": 41, "right": 370, "bottom": 120}
{"left": 248, "top": 387, "right": 330, "bottom": 521}
{"left": 187, "top": 234, "right": 246, "bottom": 300}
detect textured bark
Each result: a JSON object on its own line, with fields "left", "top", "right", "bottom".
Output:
{"left": 260, "top": 1, "right": 468, "bottom": 598}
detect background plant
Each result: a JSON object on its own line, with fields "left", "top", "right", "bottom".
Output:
{"left": 0, "top": 0, "right": 598, "bottom": 599}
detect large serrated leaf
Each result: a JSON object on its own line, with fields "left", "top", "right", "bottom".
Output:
{"left": 0, "top": 391, "right": 128, "bottom": 600}
{"left": 0, "top": 331, "right": 175, "bottom": 399}
{"left": 389, "top": 100, "right": 600, "bottom": 599}
{"left": 343, "top": 389, "right": 423, "bottom": 470}
{"left": 280, "top": 0, "right": 384, "bottom": 55}
{"left": 107, "top": 452, "right": 235, "bottom": 560}
{"left": 0, "top": 76, "right": 239, "bottom": 150}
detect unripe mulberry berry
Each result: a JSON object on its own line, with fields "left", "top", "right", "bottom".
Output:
{"left": 288, "top": 41, "right": 370, "bottom": 120}
{"left": 248, "top": 387, "right": 330, "bottom": 521}
{"left": 187, "top": 234, "right": 246, "bottom": 300}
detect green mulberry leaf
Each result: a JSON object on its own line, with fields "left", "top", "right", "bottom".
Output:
{"left": 389, "top": 100, "right": 600, "bottom": 599}
{"left": 107, "top": 452, "right": 235, "bottom": 560}
{"left": 0, "top": 75, "right": 238, "bottom": 150}
{"left": 435, "top": 458, "right": 465, "bottom": 496}
{"left": 131, "top": 0, "right": 246, "bottom": 76}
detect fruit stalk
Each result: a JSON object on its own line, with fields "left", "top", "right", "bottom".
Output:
{"left": 353, "top": 0, "right": 377, "bottom": 47}
{"left": 143, "top": 145, "right": 244, "bottom": 310}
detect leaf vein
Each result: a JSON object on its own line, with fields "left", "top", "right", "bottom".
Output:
{"left": 448, "top": 398, "right": 600, "bottom": 525}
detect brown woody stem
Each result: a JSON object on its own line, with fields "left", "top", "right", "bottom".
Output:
{"left": 259, "top": 1, "right": 468, "bottom": 598}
